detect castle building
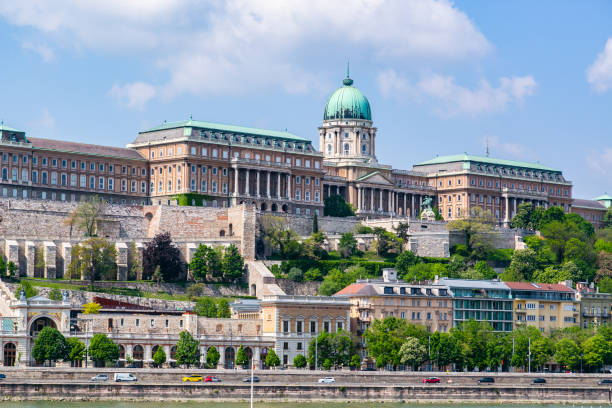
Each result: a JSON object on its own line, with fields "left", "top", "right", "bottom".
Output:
{"left": 5, "top": 71, "right": 608, "bottom": 229}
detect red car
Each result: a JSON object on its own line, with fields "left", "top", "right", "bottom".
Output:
{"left": 423, "top": 377, "right": 440, "bottom": 384}
{"left": 205, "top": 376, "right": 221, "bottom": 382}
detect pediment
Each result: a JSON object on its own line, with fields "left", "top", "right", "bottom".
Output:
{"left": 357, "top": 171, "right": 393, "bottom": 186}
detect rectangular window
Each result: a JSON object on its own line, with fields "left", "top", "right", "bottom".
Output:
{"left": 42, "top": 172, "right": 48, "bottom": 185}
{"left": 32, "top": 171, "right": 38, "bottom": 184}
{"left": 211, "top": 181, "right": 217, "bottom": 193}
{"left": 62, "top": 159, "right": 67, "bottom": 168}
{"left": 21, "top": 169, "right": 28, "bottom": 182}
{"left": 99, "top": 177, "right": 105, "bottom": 190}
{"left": 283, "top": 321, "right": 289, "bottom": 333}
{"left": 89, "top": 176, "right": 95, "bottom": 189}
{"left": 70, "top": 174, "right": 77, "bottom": 187}
{"left": 310, "top": 321, "right": 316, "bottom": 333}
{"left": 108, "top": 178, "right": 114, "bottom": 190}
{"left": 61, "top": 173, "right": 66, "bottom": 186}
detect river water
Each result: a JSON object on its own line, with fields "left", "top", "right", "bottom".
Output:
{"left": 1, "top": 404, "right": 609, "bottom": 408}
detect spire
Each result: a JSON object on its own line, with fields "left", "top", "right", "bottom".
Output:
{"left": 485, "top": 138, "right": 490, "bottom": 157}
{"left": 343, "top": 60, "right": 353, "bottom": 86}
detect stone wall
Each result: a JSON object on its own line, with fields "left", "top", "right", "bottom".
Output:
{"left": 256, "top": 212, "right": 360, "bottom": 236}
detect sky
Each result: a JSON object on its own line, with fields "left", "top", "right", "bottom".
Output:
{"left": 0, "top": 0, "right": 611, "bottom": 199}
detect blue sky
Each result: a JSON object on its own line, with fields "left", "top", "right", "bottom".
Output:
{"left": 0, "top": 1, "right": 611, "bottom": 199}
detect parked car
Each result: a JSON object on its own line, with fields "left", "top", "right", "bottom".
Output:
{"left": 532, "top": 378, "right": 546, "bottom": 384}
{"left": 477, "top": 377, "right": 495, "bottom": 384}
{"left": 599, "top": 379, "right": 612, "bottom": 385}
{"left": 318, "top": 377, "right": 335, "bottom": 384}
{"left": 422, "top": 377, "right": 440, "bottom": 384}
{"left": 90, "top": 374, "right": 109, "bottom": 382}
{"left": 243, "top": 376, "right": 260, "bottom": 383}
{"left": 205, "top": 376, "right": 221, "bottom": 383}
{"left": 361, "top": 367, "right": 376, "bottom": 372}
{"left": 114, "top": 373, "right": 137, "bottom": 382}
{"left": 182, "top": 375, "right": 203, "bottom": 382}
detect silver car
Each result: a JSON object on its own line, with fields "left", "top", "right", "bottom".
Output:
{"left": 91, "top": 374, "right": 109, "bottom": 382}
{"left": 318, "top": 377, "right": 335, "bottom": 383}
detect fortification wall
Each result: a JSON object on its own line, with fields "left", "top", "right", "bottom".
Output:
{"left": 256, "top": 213, "right": 359, "bottom": 236}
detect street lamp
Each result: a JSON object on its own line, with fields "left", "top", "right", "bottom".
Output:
{"left": 580, "top": 353, "right": 583, "bottom": 374}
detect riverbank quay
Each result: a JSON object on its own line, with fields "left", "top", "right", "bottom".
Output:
{"left": 0, "top": 381, "right": 612, "bottom": 403}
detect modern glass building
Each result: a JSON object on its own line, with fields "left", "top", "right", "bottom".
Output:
{"left": 437, "top": 278, "right": 514, "bottom": 332}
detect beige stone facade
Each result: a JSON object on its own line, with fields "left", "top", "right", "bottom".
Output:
{"left": 575, "top": 282, "right": 612, "bottom": 328}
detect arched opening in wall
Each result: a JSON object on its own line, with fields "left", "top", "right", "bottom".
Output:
{"left": 224, "top": 347, "right": 235, "bottom": 369}
{"left": 244, "top": 347, "right": 253, "bottom": 368}
{"left": 251, "top": 201, "right": 256, "bottom": 208}
{"left": 118, "top": 345, "right": 125, "bottom": 367}
{"left": 260, "top": 347, "right": 268, "bottom": 370}
{"left": 132, "top": 345, "right": 144, "bottom": 368}
{"left": 260, "top": 203, "right": 267, "bottom": 212}
{"left": 229, "top": 224, "right": 233, "bottom": 236}
{"left": 29, "top": 317, "right": 56, "bottom": 337}
{"left": 271, "top": 204, "right": 277, "bottom": 212}
{"left": 170, "top": 345, "right": 177, "bottom": 361}
{"left": 250, "top": 283, "right": 256, "bottom": 297}
{"left": 281, "top": 204, "right": 288, "bottom": 213}
{"left": 219, "top": 230, "right": 226, "bottom": 237}
{"left": 3, "top": 343, "right": 16, "bottom": 367}
{"left": 239, "top": 200, "right": 244, "bottom": 205}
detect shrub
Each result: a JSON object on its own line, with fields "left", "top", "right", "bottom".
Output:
{"left": 15, "top": 280, "right": 38, "bottom": 299}
{"left": 304, "top": 268, "right": 323, "bottom": 282}
{"left": 293, "top": 354, "right": 307, "bottom": 368}
{"left": 48, "top": 288, "right": 63, "bottom": 301}
{"left": 186, "top": 283, "right": 206, "bottom": 299}
{"left": 287, "top": 267, "right": 304, "bottom": 282}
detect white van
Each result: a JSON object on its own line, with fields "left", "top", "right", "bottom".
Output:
{"left": 114, "top": 373, "right": 137, "bottom": 382}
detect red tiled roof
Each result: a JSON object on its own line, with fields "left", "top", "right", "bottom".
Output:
{"left": 29, "top": 137, "right": 145, "bottom": 160}
{"left": 334, "top": 283, "right": 371, "bottom": 296}
{"left": 504, "top": 281, "right": 574, "bottom": 292}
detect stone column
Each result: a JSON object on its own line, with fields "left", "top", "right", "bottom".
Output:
{"left": 411, "top": 195, "right": 415, "bottom": 219}
{"left": 245, "top": 169, "right": 250, "bottom": 196}
{"left": 43, "top": 241, "right": 56, "bottom": 279}
{"left": 266, "top": 172, "right": 271, "bottom": 198}
{"left": 388, "top": 190, "right": 393, "bottom": 213}
{"left": 277, "top": 173, "right": 281, "bottom": 198}
{"left": 234, "top": 167, "right": 239, "bottom": 196}
{"left": 256, "top": 171, "right": 260, "bottom": 197}
{"left": 145, "top": 344, "right": 152, "bottom": 365}
{"left": 25, "top": 242, "right": 36, "bottom": 278}
{"left": 254, "top": 347, "right": 261, "bottom": 370}
{"left": 327, "top": 185, "right": 330, "bottom": 198}
{"left": 513, "top": 197, "right": 517, "bottom": 217}
{"left": 61, "top": 243, "right": 72, "bottom": 279}
{"left": 356, "top": 186, "right": 361, "bottom": 210}
{"left": 219, "top": 346, "right": 225, "bottom": 369}
{"left": 287, "top": 174, "right": 291, "bottom": 199}
{"left": 115, "top": 243, "right": 128, "bottom": 281}
{"left": 403, "top": 193, "right": 407, "bottom": 217}
{"left": 370, "top": 188, "right": 374, "bottom": 212}
{"left": 504, "top": 197, "right": 509, "bottom": 224}
{"left": 379, "top": 189, "right": 383, "bottom": 212}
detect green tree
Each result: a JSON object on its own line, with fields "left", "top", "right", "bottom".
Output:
{"left": 318, "top": 266, "right": 364, "bottom": 296}
{"left": 265, "top": 348, "right": 281, "bottom": 368}
{"left": 582, "top": 334, "right": 611, "bottom": 371}
{"left": 350, "top": 354, "right": 361, "bottom": 370}
{"left": 595, "top": 239, "right": 612, "bottom": 253}
{"left": 128, "top": 242, "right": 142, "bottom": 281}
{"left": 338, "top": 232, "right": 358, "bottom": 258}
{"left": 153, "top": 346, "right": 167, "bottom": 367}
{"left": 235, "top": 345, "right": 249, "bottom": 367}
{"left": 34, "top": 247, "right": 45, "bottom": 276}
{"left": 190, "top": 244, "right": 210, "bottom": 282}
{"left": 312, "top": 213, "right": 319, "bottom": 233}
{"left": 531, "top": 337, "right": 555, "bottom": 371}
{"left": 504, "top": 248, "right": 539, "bottom": 281}
{"left": 151, "top": 265, "right": 163, "bottom": 283}
{"left": 473, "top": 260, "right": 497, "bottom": 279}
{"left": 554, "top": 338, "right": 581, "bottom": 371}
{"left": 32, "top": 327, "right": 68, "bottom": 364}
{"left": 451, "top": 320, "right": 494, "bottom": 371}
{"left": 395, "top": 251, "right": 418, "bottom": 275}
{"left": 307, "top": 331, "right": 353, "bottom": 368}
{"left": 194, "top": 297, "right": 218, "bottom": 317}
{"left": 287, "top": 267, "right": 304, "bottom": 282}
{"left": 398, "top": 337, "right": 428, "bottom": 370}
{"left": 88, "top": 334, "right": 119, "bottom": 367}
{"left": 64, "top": 195, "right": 105, "bottom": 237}
{"left": 217, "top": 298, "right": 231, "bottom": 318}
{"left": 532, "top": 266, "right": 571, "bottom": 284}
{"left": 206, "top": 346, "right": 220, "bottom": 368}
{"left": 15, "top": 279, "right": 38, "bottom": 299}
{"left": 373, "top": 227, "right": 401, "bottom": 256}
{"left": 394, "top": 222, "right": 410, "bottom": 249}
{"left": 301, "top": 232, "right": 327, "bottom": 260}
{"left": 323, "top": 194, "right": 355, "bottom": 217}
{"left": 304, "top": 268, "right": 323, "bottom": 281}
{"left": 222, "top": 244, "right": 245, "bottom": 282}
{"left": 602, "top": 208, "right": 612, "bottom": 229}
{"left": 48, "top": 288, "right": 63, "bottom": 301}
{"left": 7, "top": 261, "right": 16, "bottom": 276}
{"left": 68, "top": 237, "right": 117, "bottom": 285}
{"left": 83, "top": 302, "right": 102, "bottom": 314}
{"left": 260, "top": 215, "right": 301, "bottom": 258}
{"left": 431, "top": 332, "right": 462, "bottom": 369}
{"left": 66, "top": 337, "right": 86, "bottom": 364}
{"left": 293, "top": 354, "right": 307, "bottom": 368}
{"left": 186, "top": 283, "right": 206, "bottom": 299}
{"left": 0, "top": 256, "right": 6, "bottom": 276}
{"left": 510, "top": 202, "right": 543, "bottom": 230}
{"left": 175, "top": 331, "right": 200, "bottom": 367}
{"left": 364, "top": 317, "right": 427, "bottom": 369}
{"left": 447, "top": 207, "right": 494, "bottom": 258}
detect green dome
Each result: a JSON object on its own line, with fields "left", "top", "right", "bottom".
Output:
{"left": 324, "top": 76, "right": 372, "bottom": 121}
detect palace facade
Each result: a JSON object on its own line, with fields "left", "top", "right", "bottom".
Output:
{"left": 0, "top": 73, "right": 606, "bottom": 226}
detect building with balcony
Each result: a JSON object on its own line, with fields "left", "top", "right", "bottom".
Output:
{"left": 334, "top": 269, "right": 452, "bottom": 340}
{"left": 575, "top": 281, "right": 611, "bottom": 328}
{"left": 505, "top": 281, "right": 578, "bottom": 333}
{"left": 437, "top": 277, "right": 514, "bottom": 332}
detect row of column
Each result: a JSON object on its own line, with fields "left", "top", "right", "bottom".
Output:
{"left": 503, "top": 196, "right": 548, "bottom": 224}
{"left": 354, "top": 186, "right": 424, "bottom": 218}
{"left": 233, "top": 167, "right": 291, "bottom": 199}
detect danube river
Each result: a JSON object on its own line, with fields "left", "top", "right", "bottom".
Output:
{"left": 0, "top": 403, "right": 609, "bottom": 408}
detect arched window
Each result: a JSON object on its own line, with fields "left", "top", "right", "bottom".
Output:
{"left": 327, "top": 144, "right": 332, "bottom": 153}
{"left": 362, "top": 144, "right": 367, "bottom": 153}
{"left": 133, "top": 345, "right": 144, "bottom": 360}
{"left": 344, "top": 143, "right": 349, "bottom": 155}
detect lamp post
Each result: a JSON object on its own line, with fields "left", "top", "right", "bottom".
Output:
{"left": 580, "top": 353, "right": 583, "bottom": 374}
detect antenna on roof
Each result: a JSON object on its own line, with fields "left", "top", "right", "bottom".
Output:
{"left": 485, "top": 138, "right": 490, "bottom": 157}
{"left": 347, "top": 59, "right": 350, "bottom": 78}
{"left": 189, "top": 114, "right": 193, "bottom": 121}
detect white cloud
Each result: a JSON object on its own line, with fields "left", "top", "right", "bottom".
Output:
{"left": 587, "top": 147, "right": 612, "bottom": 175}
{"left": 22, "top": 42, "right": 55, "bottom": 62}
{"left": 36, "top": 108, "right": 55, "bottom": 129}
{"left": 587, "top": 38, "right": 612, "bottom": 93}
{"left": 0, "top": 0, "right": 492, "bottom": 107}
{"left": 109, "top": 82, "right": 156, "bottom": 111}
{"left": 415, "top": 73, "right": 536, "bottom": 116}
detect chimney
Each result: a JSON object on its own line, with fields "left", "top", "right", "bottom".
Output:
{"left": 382, "top": 268, "right": 397, "bottom": 283}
